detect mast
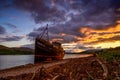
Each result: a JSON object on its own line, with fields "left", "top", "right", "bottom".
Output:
{"left": 40, "top": 24, "right": 49, "bottom": 41}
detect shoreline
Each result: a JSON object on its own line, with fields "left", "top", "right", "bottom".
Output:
{"left": 0, "top": 59, "right": 69, "bottom": 78}
{"left": 0, "top": 55, "right": 119, "bottom": 80}
{"left": 0, "top": 54, "right": 93, "bottom": 70}
{"left": 0, "top": 54, "right": 93, "bottom": 78}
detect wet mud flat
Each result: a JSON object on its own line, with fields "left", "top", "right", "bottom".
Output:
{"left": 0, "top": 56, "right": 120, "bottom": 80}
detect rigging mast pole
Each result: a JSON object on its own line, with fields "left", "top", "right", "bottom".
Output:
{"left": 40, "top": 24, "right": 49, "bottom": 41}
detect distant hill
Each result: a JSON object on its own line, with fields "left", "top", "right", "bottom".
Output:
{"left": 0, "top": 45, "right": 10, "bottom": 49}
{"left": 81, "top": 46, "right": 120, "bottom": 54}
{"left": 0, "top": 45, "right": 34, "bottom": 55}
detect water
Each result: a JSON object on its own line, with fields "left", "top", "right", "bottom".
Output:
{"left": 0, "top": 55, "right": 34, "bottom": 70}
{"left": 0, "top": 54, "right": 92, "bottom": 70}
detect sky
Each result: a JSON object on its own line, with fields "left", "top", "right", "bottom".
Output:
{"left": 0, "top": 0, "right": 120, "bottom": 53}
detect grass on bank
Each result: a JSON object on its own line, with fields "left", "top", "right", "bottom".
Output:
{"left": 81, "top": 47, "right": 120, "bottom": 62}
{"left": 98, "top": 48, "right": 120, "bottom": 62}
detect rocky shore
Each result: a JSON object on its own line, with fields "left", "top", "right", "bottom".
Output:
{"left": 0, "top": 55, "right": 120, "bottom": 80}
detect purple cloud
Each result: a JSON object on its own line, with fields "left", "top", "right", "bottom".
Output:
{"left": 0, "top": 35, "right": 23, "bottom": 42}
{"left": 0, "top": 25, "right": 6, "bottom": 34}
{"left": 14, "top": 0, "right": 120, "bottom": 43}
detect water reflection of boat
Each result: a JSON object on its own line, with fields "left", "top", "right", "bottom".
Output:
{"left": 35, "top": 25, "right": 64, "bottom": 62}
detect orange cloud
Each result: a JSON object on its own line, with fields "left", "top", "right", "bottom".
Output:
{"left": 77, "top": 24, "right": 120, "bottom": 49}
{"left": 93, "top": 41, "right": 120, "bottom": 49}
{"left": 117, "top": 20, "right": 120, "bottom": 24}
{"left": 50, "top": 38, "right": 63, "bottom": 42}
{"left": 60, "top": 33, "right": 66, "bottom": 36}
{"left": 61, "top": 24, "right": 120, "bottom": 53}
{"left": 80, "top": 24, "right": 120, "bottom": 35}
{"left": 51, "top": 24, "right": 120, "bottom": 53}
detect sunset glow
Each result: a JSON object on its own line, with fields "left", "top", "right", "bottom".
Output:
{"left": 0, "top": 0, "right": 120, "bottom": 53}
{"left": 79, "top": 24, "right": 120, "bottom": 44}
{"left": 93, "top": 41, "right": 120, "bottom": 49}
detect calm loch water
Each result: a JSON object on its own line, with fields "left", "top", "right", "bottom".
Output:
{"left": 0, "top": 55, "right": 34, "bottom": 70}
{"left": 0, "top": 54, "right": 92, "bottom": 70}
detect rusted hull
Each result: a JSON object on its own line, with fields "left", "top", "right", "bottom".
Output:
{"left": 34, "top": 38, "right": 64, "bottom": 62}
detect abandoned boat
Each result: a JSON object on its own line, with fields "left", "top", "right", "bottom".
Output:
{"left": 35, "top": 25, "right": 64, "bottom": 62}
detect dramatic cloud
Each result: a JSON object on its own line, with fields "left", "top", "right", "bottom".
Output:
{"left": 15, "top": 0, "right": 117, "bottom": 26}
{"left": 0, "top": 35, "right": 23, "bottom": 42}
{"left": 15, "top": 0, "right": 119, "bottom": 38}
{"left": 0, "top": 24, "right": 22, "bottom": 42}
{"left": 15, "top": 0, "right": 66, "bottom": 23}
{"left": 0, "top": 25, "right": 6, "bottom": 34}
{"left": 78, "top": 24, "right": 120, "bottom": 44}
{"left": 27, "top": 25, "right": 80, "bottom": 43}
{"left": 14, "top": 0, "right": 120, "bottom": 51}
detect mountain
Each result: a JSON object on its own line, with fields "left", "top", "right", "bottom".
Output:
{"left": 0, "top": 45, "right": 34, "bottom": 55}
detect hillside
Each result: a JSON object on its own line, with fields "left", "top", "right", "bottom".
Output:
{"left": 0, "top": 45, "right": 34, "bottom": 55}
{"left": 81, "top": 47, "right": 120, "bottom": 62}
